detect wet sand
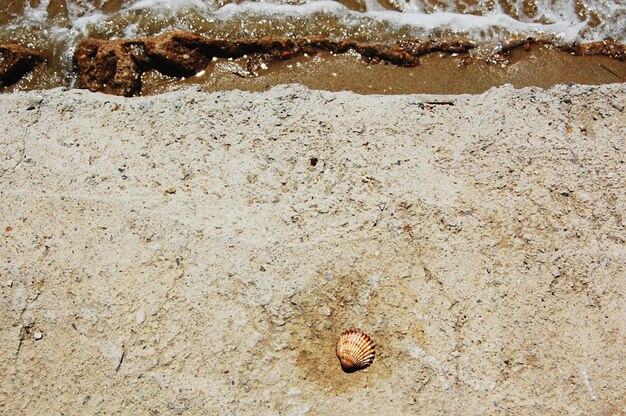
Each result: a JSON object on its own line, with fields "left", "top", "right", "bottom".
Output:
{"left": 143, "top": 44, "right": 626, "bottom": 95}
{"left": 5, "top": 42, "right": 625, "bottom": 96}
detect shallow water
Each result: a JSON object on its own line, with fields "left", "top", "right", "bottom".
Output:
{"left": 0, "top": 0, "right": 624, "bottom": 91}
{"left": 2, "top": 0, "right": 625, "bottom": 48}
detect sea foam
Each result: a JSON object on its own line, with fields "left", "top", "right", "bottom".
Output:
{"left": 1, "top": 0, "right": 624, "bottom": 52}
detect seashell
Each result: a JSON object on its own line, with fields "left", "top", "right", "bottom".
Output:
{"left": 336, "top": 329, "right": 376, "bottom": 372}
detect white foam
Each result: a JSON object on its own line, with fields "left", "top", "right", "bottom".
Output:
{"left": 214, "top": 0, "right": 347, "bottom": 18}
{"left": 207, "top": 1, "right": 594, "bottom": 42}
{"left": 7, "top": 0, "right": 626, "bottom": 45}
{"left": 363, "top": 10, "right": 588, "bottom": 42}
{"left": 72, "top": 13, "right": 107, "bottom": 31}
{"left": 127, "top": 0, "right": 213, "bottom": 12}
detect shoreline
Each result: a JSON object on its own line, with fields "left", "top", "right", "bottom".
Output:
{"left": 144, "top": 45, "right": 625, "bottom": 96}
{"left": 1, "top": 34, "right": 625, "bottom": 96}
{"left": 1, "top": 83, "right": 624, "bottom": 414}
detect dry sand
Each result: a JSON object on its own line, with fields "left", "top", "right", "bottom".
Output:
{"left": 0, "top": 83, "right": 625, "bottom": 415}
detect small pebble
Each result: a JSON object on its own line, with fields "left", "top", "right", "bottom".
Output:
{"left": 33, "top": 331, "right": 43, "bottom": 340}
{"left": 287, "top": 387, "right": 301, "bottom": 396}
{"left": 136, "top": 309, "right": 146, "bottom": 325}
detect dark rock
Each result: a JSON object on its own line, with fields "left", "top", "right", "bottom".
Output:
{"left": 73, "top": 39, "right": 151, "bottom": 97}
{"left": 562, "top": 40, "right": 626, "bottom": 60}
{"left": 145, "top": 32, "right": 219, "bottom": 76}
{"left": 0, "top": 44, "right": 45, "bottom": 88}
{"left": 496, "top": 37, "right": 626, "bottom": 61}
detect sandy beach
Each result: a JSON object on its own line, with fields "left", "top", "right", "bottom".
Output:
{"left": 1, "top": 83, "right": 625, "bottom": 414}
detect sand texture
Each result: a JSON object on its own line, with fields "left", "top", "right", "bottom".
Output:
{"left": 0, "top": 84, "right": 625, "bottom": 415}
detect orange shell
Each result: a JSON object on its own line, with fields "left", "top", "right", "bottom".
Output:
{"left": 336, "top": 329, "right": 376, "bottom": 372}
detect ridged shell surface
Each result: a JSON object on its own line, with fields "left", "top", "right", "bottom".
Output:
{"left": 336, "top": 330, "right": 375, "bottom": 372}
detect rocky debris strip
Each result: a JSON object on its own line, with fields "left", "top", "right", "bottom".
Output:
{"left": 72, "top": 32, "right": 476, "bottom": 96}
{"left": 72, "top": 33, "right": 626, "bottom": 97}
{"left": 1, "top": 33, "right": 625, "bottom": 95}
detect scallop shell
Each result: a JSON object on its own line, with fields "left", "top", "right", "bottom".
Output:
{"left": 336, "top": 329, "right": 376, "bottom": 372}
